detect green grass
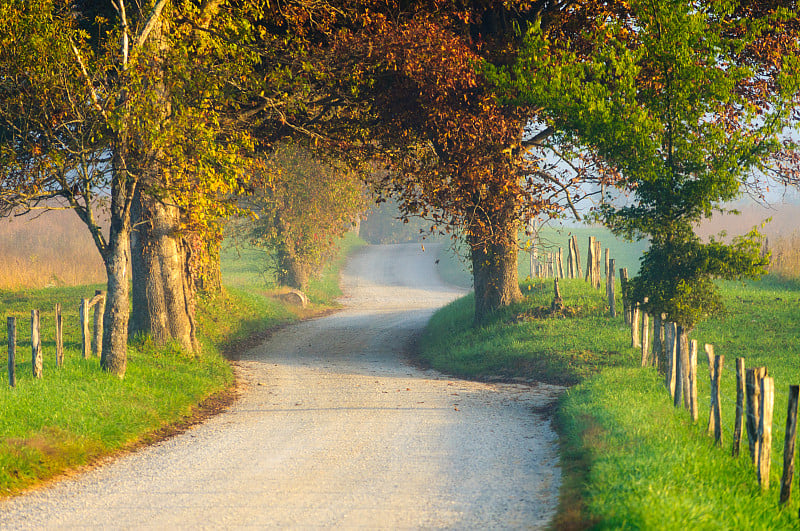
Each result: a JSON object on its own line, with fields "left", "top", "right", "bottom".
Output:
{"left": 436, "top": 224, "right": 649, "bottom": 288}
{"left": 0, "top": 233, "right": 364, "bottom": 497}
{"left": 419, "top": 274, "right": 800, "bottom": 528}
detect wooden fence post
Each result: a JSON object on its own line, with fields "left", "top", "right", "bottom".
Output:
{"left": 557, "top": 248, "right": 565, "bottom": 278}
{"left": 706, "top": 344, "right": 717, "bottom": 436}
{"left": 679, "top": 328, "right": 691, "bottom": 409}
{"left": 689, "top": 339, "right": 698, "bottom": 422}
{"left": 7, "top": 317, "right": 16, "bottom": 388}
{"left": 31, "top": 310, "right": 42, "bottom": 379}
{"left": 551, "top": 278, "right": 564, "bottom": 312}
{"left": 780, "top": 385, "right": 799, "bottom": 504}
{"left": 572, "top": 235, "right": 582, "bottom": 279}
{"left": 80, "top": 298, "right": 90, "bottom": 359}
{"left": 631, "top": 303, "right": 641, "bottom": 348}
{"left": 653, "top": 313, "right": 664, "bottom": 370}
{"left": 585, "top": 237, "right": 595, "bottom": 284}
{"left": 593, "top": 240, "right": 602, "bottom": 289}
{"left": 93, "top": 290, "right": 105, "bottom": 358}
{"left": 665, "top": 322, "right": 677, "bottom": 399}
{"left": 55, "top": 303, "right": 63, "bottom": 367}
{"left": 732, "top": 358, "right": 745, "bottom": 457}
{"left": 619, "top": 269, "right": 630, "bottom": 325}
{"left": 608, "top": 258, "right": 616, "bottom": 318}
{"left": 713, "top": 354, "right": 724, "bottom": 445}
{"left": 758, "top": 376, "right": 775, "bottom": 490}
{"left": 641, "top": 301, "right": 651, "bottom": 367}
{"left": 529, "top": 249, "right": 535, "bottom": 279}
{"left": 674, "top": 325, "right": 691, "bottom": 409}
{"left": 747, "top": 367, "right": 768, "bottom": 464}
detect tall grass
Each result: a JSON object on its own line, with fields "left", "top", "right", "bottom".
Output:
{"left": 0, "top": 210, "right": 106, "bottom": 289}
{"left": 768, "top": 231, "right": 800, "bottom": 280}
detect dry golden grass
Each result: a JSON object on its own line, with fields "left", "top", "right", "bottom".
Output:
{"left": 0, "top": 210, "right": 106, "bottom": 289}
{"left": 767, "top": 232, "right": 800, "bottom": 280}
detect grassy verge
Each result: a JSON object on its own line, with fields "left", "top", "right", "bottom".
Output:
{"left": 419, "top": 273, "right": 800, "bottom": 528}
{"left": 0, "top": 232, "right": 364, "bottom": 497}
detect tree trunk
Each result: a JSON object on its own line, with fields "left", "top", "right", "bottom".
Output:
{"left": 130, "top": 189, "right": 198, "bottom": 352}
{"left": 100, "top": 146, "right": 135, "bottom": 377}
{"left": 101, "top": 230, "right": 131, "bottom": 376}
{"left": 277, "top": 247, "right": 310, "bottom": 291}
{"left": 469, "top": 221, "right": 522, "bottom": 326}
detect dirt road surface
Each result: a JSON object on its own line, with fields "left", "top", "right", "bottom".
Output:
{"left": 0, "top": 244, "right": 563, "bottom": 529}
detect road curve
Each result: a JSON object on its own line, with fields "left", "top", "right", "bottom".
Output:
{"left": 1, "top": 243, "right": 563, "bottom": 529}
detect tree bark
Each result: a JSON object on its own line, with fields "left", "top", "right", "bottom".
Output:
{"left": 130, "top": 189, "right": 197, "bottom": 352}
{"left": 469, "top": 220, "right": 522, "bottom": 326}
{"left": 100, "top": 148, "right": 135, "bottom": 376}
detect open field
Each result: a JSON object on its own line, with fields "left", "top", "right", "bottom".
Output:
{"left": 426, "top": 245, "right": 800, "bottom": 527}
{"left": 0, "top": 210, "right": 106, "bottom": 289}
{"left": 0, "top": 230, "right": 363, "bottom": 497}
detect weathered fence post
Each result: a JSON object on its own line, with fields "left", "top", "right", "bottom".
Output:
{"left": 653, "top": 313, "right": 665, "bottom": 370}
{"left": 572, "top": 235, "right": 582, "bottom": 279}
{"left": 688, "top": 339, "right": 698, "bottom": 422}
{"left": 747, "top": 367, "right": 768, "bottom": 464}
{"left": 758, "top": 376, "right": 775, "bottom": 490}
{"left": 713, "top": 354, "right": 724, "bottom": 444}
{"left": 732, "top": 358, "right": 746, "bottom": 457}
{"left": 551, "top": 278, "right": 564, "bottom": 312}
{"left": 631, "top": 303, "right": 641, "bottom": 349}
{"left": 7, "top": 317, "right": 16, "bottom": 388}
{"left": 608, "top": 258, "right": 616, "bottom": 318}
{"left": 557, "top": 248, "right": 565, "bottom": 279}
{"left": 620, "top": 268, "right": 630, "bottom": 325}
{"left": 55, "top": 303, "right": 63, "bottom": 367}
{"left": 706, "top": 344, "right": 723, "bottom": 444}
{"left": 780, "top": 385, "right": 799, "bottom": 504}
{"left": 529, "top": 248, "right": 535, "bottom": 279}
{"left": 593, "top": 240, "right": 602, "bottom": 289}
{"left": 80, "top": 298, "right": 90, "bottom": 359}
{"left": 674, "top": 325, "right": 691, "bottom": 409}
{"left": 679, "top": 328, "right": 691, "bottom": 409}
{"left": 93, "top": 290, "right": 105, "bottom": 358}
{"left": 31, "top": 310, "right": 42, "bottom": 379}
{"left": 585, "top": 237, "right": 595, "bottom": 284}
{"left": 640, "top": 300, "right": 651, "bottom": 367}
{"left": 706, "top": 344, "right": 717, "bottom": 436}
{"left": 665, "top": 322, "right": 677, "bottom": 399}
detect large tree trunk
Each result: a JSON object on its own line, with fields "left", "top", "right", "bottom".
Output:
{"left": 469, "top": 219, "right": 523, "bottom": 326}
{"left": 130, "top": 189, "right": 198, "bottom": 352}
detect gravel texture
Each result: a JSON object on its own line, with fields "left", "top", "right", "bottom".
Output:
{"left": 0, "top": 243, "right": 564, "bottom": 529}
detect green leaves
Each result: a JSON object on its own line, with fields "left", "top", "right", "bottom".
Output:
{"left": 492, "top": 0, "right": 800, "bottom": 328}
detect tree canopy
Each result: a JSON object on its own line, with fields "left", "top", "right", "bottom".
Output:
{"left": 492, "top": 0, "right": 800, "bottom": 328}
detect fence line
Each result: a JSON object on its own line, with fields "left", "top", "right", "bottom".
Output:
{"left": 6, "top": 291, "right": 105, "bottom": 387}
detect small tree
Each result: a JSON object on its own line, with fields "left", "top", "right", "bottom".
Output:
{"left": 238, "top": 144, "right": 366, "bottom": 292}
{"left": 496, "top": 0, "right": 799, "bottom": 335}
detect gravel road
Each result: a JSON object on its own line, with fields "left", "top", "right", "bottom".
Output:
{"left": 1, "top": 243, "right": 563, "bottom": 529}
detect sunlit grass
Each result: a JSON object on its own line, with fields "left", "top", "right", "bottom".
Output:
{"left": 420, "top": 273, "right": 800, "bottom": 528}
{"left": 0, "top": 232, "right": 364, "bottom": 497}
